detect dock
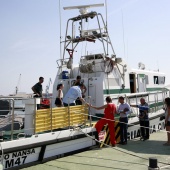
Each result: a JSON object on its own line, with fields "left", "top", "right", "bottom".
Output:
{"left": 23, "top": 131, "right": 170, "bottom": 170}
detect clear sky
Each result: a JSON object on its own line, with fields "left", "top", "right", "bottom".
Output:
{"left": 0, "top": 0, "right": 170, "bottom": 95}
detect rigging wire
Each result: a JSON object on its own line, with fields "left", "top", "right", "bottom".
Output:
{"left": 59, "top": 0, "right": 62, "bottom": 60}
{"left": 105, "top": 0, "right": 109, "bottom": 55}
{"left": 121, "top": 9, "right": 126, "bottom": 59}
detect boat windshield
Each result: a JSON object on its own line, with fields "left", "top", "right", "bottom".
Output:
{"left": 82, "top": 54, "right": 104, "bottom": 60}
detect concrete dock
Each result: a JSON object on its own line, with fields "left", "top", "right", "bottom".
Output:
{"left": 23, "top": 131, "right": 170, "bottom": 170}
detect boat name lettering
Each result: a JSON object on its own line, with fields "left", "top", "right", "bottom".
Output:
{"left": 12, "top": 148, "right": 35, "bottom": 158}
{"left": 3, "top": 148, "right": 35, "bottom": 169}
{"left": 5, "top": 156, "right": 27, "bottom": 169}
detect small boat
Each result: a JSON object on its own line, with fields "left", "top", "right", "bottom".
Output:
{"left": 0, "top": 3, "right": 168, "bottom": 169}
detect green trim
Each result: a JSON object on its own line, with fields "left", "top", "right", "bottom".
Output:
{"left": 146, "top": 87, "right": 165, "bottom": 92}
{"left": 103, "top": 88, "right": 130, "bottom": 95}
{"left": 138, "top": 74, "right": 145, "bottom": 78}
{"left": 103, "top": 87, "right": 169, "bottom": 94}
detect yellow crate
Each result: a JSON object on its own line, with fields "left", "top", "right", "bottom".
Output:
{"left": 35, "top": 105, "right": 88, "bottom": 133}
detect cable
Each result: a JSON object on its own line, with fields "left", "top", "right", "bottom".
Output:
{"left": 76, "top": 111, "right": 169, "bottom": 134}
{"left": 75, "top": 126, "right": 170, "bottom": 167}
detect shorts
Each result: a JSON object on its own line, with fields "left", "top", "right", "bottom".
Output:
{"left": 55, "top": 98, "right": 62, "bottom": 106}
{"left": 166, "top": 121, "right": 170, "bottom": 126}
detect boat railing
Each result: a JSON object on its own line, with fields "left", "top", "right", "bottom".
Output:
{"left": 56, "top": 58, "right": 70, "bottom": 68}
{"left": 0, "top": 98, "right": 15, "bottom": 140}
{"left": 0, "top": 141, "right": 4, "bottom": 168}
{"left": 0, "top": 89, "right": 168, "bottom": 141}
{"left": 0, "top": 96, "right": 91, "bottom": 141}
{"left": 111, "top": 89, "right": 169, "bottom": 118}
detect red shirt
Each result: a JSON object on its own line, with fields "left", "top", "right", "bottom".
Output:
{"left": 104, "top": 103, "right": 116, "bottom": 119}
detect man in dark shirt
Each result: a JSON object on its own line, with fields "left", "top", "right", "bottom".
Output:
{"left": 32, "top": 77, "right": 44, "bottom": 97}
{"left": 32, "top": 77, "right": 44, "bottom": 109}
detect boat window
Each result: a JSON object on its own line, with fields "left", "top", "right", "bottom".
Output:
{"left": 145, "top": 75, "right": 149, "bottom": 84}
{"left": 86, "top": 55, "right": 95, "bottom": 60}
{"left": 158, "top": 76, "right": 165, "bottom": 84}
{"left": 85, "top": 54, "right": 103, "bottom": 60}
{"left": 153, "top": 76, "right": 158, "bottom": 84}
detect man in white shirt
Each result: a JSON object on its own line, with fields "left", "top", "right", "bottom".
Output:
{"left": 117, "top": 96, "right": 131, "bottom": 145}
{"left": 63, "top": 83, "right": 87, "bottom": 106}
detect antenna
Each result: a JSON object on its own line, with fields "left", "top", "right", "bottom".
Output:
{"left": 15, "top": 74, "right": 21, "bottom": 94}
{"left": 63, "top": 3, "right": 104, "bottom": 15}
{"left": 157, "top": 60, "right": 159, "bottom": 72}
{"left": 138, "top": 62, "right": 145, "bottom": 70}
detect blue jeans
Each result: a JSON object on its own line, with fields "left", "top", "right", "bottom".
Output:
{"left": 119, "top": 117, "right": 128, "bottom": 143}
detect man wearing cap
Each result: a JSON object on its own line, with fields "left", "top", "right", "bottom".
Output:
{"left": 117, "top": 96, "right": 131, "bottom": 145}
{"left": 63, "top": 83, "right": 88, "bottom": 106}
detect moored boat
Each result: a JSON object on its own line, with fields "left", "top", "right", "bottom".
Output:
{"left": 0, "top": 3, "right": 169, "bottom": 169}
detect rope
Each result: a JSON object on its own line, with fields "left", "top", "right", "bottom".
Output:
{"left": 75, "top": 111, "right": 168, "bottom": 134}
{"left": 74, "top": 126, "right": 170, "bottom": 167}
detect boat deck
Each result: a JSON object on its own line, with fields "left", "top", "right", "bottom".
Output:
{"left": 23, "top": 131, "right": 170, "bottom": 170}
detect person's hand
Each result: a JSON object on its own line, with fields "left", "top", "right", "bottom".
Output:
{"left": 123, "top": 108, "right": 129, "bottom": 114}
{"left": 86, "top": 103, "right": 90, "bottom": 107}
{"left": 124, "top": 108, "right": 129, "bottom": 112}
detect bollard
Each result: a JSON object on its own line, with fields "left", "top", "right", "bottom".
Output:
{"left": 148, "top": 158, "right": 159, "bottom": 170}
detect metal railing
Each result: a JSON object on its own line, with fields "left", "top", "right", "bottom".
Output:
{"left": 112, "top": 90, "right": 169, "bottom": 118}
{"left": 0, "top": 89, "right": 169, "bottom": 141}
{"left": 0, "top": 96, "right": 92, "bottom": 141}
{"left": 0, "top": 98, "right": 15, "bottom": 140}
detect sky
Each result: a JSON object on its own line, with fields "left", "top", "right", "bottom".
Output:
{"left": 0, "top": 0, "right": 170, "bottom": 96}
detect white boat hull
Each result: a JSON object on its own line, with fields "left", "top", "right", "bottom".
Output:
{"left": 0, "top": 127, "right": 97, "bottom": 169}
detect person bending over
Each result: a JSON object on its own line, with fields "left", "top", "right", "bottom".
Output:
{"left": 63, "top": 83, "right": 88, "bottom": 106}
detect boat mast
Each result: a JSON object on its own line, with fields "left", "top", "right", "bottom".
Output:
{"left": 59, "top": 0, "right": 62, "bottom": 60}
{"left": 105, "top": 0, "right": 109, "bottom": 55}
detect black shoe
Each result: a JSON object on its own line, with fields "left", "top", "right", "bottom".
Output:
{"left": 140, "top": 136, "right": 144, "bottom": 140}
{"left": 118, "top": 142, "right": 124, "bottom": 145}
{"left": 122, "top": 141, "right": 127, "bottom": 145}
{"left": 143, "top": 137, "right": 149, "bottom": 141}
{"left": 112, "top": 144, "right": 116, "bottom": 147}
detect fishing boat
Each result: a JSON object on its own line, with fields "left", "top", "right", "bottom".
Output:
{"left": 0, "top": 3, "right": 168, "bottom": 170}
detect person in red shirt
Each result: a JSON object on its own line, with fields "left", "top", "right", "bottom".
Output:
{"left": 90, "top": 96, "right": 117, "bottom": 146}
